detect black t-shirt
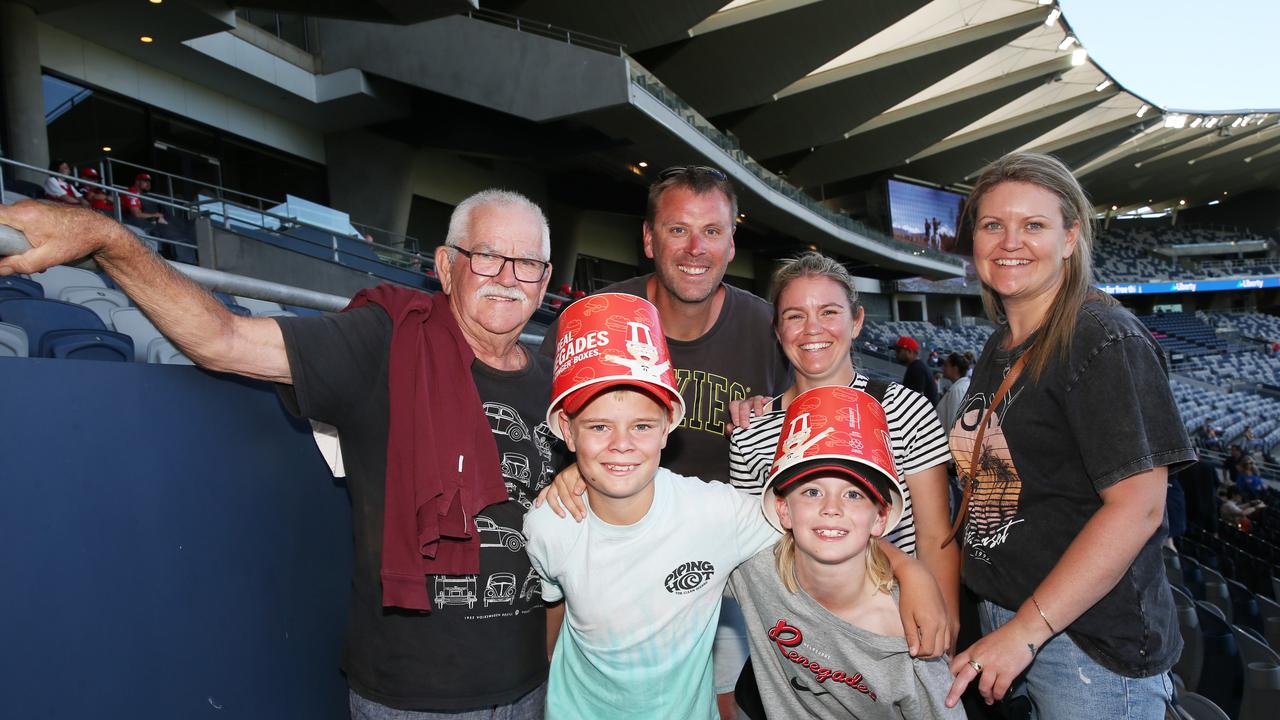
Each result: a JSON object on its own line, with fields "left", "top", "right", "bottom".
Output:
{"left": 949, "top": 299, "right": 1195, "bottom": 677}
{"left": 539, "top": 275, "right": 789, "bottom": 482}
{"left": 275, "top": 305, "right": 561, "bottom": 711}
{"left": 902, "top": 358, "right": 939, "bottom": 406}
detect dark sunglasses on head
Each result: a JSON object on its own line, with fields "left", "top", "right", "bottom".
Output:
{"left": 658, "top": 165, "right": 728, "bottom": 181}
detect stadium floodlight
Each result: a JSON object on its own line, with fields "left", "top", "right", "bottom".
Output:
{"left": 1071, "top": 48, "right": 1087, "bottom": 66}
{"left": 1038, "top": 0, "right": 1054, "bottom": 4}
{"left": 1136, "top": 104, "right": 1150, "bottom": 118}
{"left": 1179, "top": 200, "right": 1186, "bottom": 206}
{"left": 1231, "top": 117, "right": 1245, "bottom": 128}
{"left": 1095, "top": 79, "right": 1113, "bottom": 92}
{"left": 1209, "top": 200, "right": 1220, "bottom": 206}
{"left": 1189, "top": 117, "right": 1203, "bottom": 128}
{"left": 1045, "top": 8, "right": 1061, "bottom": 26}
{"left": 1205, "top": 117, "right": 1219, "bottom": 128}
{"left": 1164, "top": 114, "right": 1187, "bottom": 129}
{"left": 1058, "top": 36, "right": 1077, "bottom": 51}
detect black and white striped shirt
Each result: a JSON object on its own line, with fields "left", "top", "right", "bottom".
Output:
{"left": 728, "top": 373, "right": 950, "bottom": 555}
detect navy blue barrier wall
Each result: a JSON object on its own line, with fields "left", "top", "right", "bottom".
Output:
{"left": 0, "top": 357, "right": 352, "bottom": 718}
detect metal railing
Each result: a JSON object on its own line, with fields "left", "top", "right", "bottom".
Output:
{"left": 465, "top": 8, "right": 626, "bottom": 55}
{"left": 626, "top": 63, "right": 963, "bottom": 270}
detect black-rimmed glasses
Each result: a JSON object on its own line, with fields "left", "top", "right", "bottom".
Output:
{"left": 658, "top": 165, "right": 728, "bottom": 181}
{"left": 452, "top": 246, "right": 549, "bottom": 283}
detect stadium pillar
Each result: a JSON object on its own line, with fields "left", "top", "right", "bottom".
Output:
{"left": 324, "top": 129, "right": 414, "bottom": 248}
{"left": 0, "top": 1, "right": 49, "bottom": 184}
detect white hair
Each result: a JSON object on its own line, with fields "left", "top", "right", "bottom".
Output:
{"left": 445, "top": 189, "right": 551, "bottom": 260}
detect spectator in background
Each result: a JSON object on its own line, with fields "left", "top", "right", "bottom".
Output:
{"left": 1224, "top": 444, "right": 1244, "bottom": 486}
{"left": 122, "top": 173, "right": 169, "bottom": 232}
{"left": 1197, "top": 421, "right": 1222, "bottom": 450}
{"left": 894, "top": 335, "right": 939, "bottom": 406}
{"left": 43, "top": 160, "right": 88, "bottom": 208}
{"left": 1236, "top": 456, "right": 1264, "bottom": 499}
{"left": 935, "top": 352, "right": 971, "bottom": 430}
{"left": 77, "top": 167, "right": 114, "bottom": 215}
{"left": 1219, "top": 487, "right": 1263, "bottom": 528}
{"left": 962, "top": 350, "right": 976, "bottom": 378}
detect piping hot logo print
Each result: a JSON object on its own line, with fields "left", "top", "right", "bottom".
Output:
{"left": 664, "top": 560, "right": 715, "bottom": 594}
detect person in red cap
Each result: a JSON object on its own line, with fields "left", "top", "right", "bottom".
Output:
{"left": 894, "top": 335, "right": 939, "bottom": 405}
{"left": 77, "top": 167, "right": 114, "bottom": 214}
{"left": 121, "top": 172, "right": 168, "bottom": 232}
{"left": 727, "top": 388, "right": 963, "bottom": 719}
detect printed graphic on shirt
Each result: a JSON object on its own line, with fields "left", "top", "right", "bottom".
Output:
{"left": 483, "top": 401, "right": 530, "bottom": 443}
{"left": 519, "top": 567, "right": 542, "bottom": 604}
{"left": 533, "top": 421, "right": 556, "bottom": 489}
{"left": 664, "top": 560, "right": 715, "bottom": 595}
{"left": 500, "top": 452, "right": 533, "bottom": 509}
{"left": 475, "top": 515, "right": 527, "bottom": 553}
{"left": 949, "top": 386, "right": 1026, "bottom": 566}
{"left": 483, "top": 572, "right": 517, "bottom": 607}
{"left": 433, "top": 576, "right": 478, "bottom": 610}
{"left": 767, "top": 619, "right": 878, "bottom": 701}
{"left": 674, "top": 369, "right": 751, "bottom": 436}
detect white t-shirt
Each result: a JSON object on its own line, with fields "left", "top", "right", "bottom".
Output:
{"left": 728, "top": 373, "right": 949, "bottom": 555}
{"left": 43, "top": 176, "right": 81, "bottom": 200}
{"left": 524, "top": 467, "right": 779, "bottom": 719}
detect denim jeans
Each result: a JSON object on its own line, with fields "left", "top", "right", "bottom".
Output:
{"left": 979, "top": 601, "right": 1172, "bottom": 720}
{"left": 349, "top": 683, "right": 546, "bottom": 720}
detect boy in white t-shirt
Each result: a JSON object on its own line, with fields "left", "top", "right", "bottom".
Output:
{"left": 524, "top": 377, "right": 778, "bottom": 719}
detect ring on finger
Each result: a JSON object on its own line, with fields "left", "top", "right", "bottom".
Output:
{"left": 968, "top": 659, "right": 984, "bottom": 673}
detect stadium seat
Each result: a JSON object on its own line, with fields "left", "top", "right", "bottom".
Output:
{"left": 0, "top": 276, "right": 44, "bottom": 300}
{"left": 233, "top": 296, "right": 284, "bottom": 315}
{"left": 1259, "top": 595, "right": 1280, "bottom": 650}
{"left": 213, "top": 292, "right": 251, "bottom": 317}
{"left": 108, "top": 307, "right": 162, "bottom": 363}
{"left": 0, "top": 297, "right": 106, "bottom": 352}
{"left": 1231, "top": 623, "right": 1280, "bottom": 720}
{"left": 30, "top": 265, "right": 105, "bottom": 300}
{"left": 1196, "top": 601, "right": 1244, "bottom": 718}
{"left": 39, "top": 329, "right": 133, "bottom": 362}
{"left": 0, "top": 321, "right": 28, "bottom": 357}
{"left": 59, "top": 286, "right": 130, "bottom": 328}
{"left": 1174, "top": 585, "right": 1205, "bottom": 692}
{"left": 1204, "top": 581, "right": 1233, "bottom": 623}
{"left": 1, "top": 190, "right": 31, "bottom": 205}
{"left": 1177, "top": 691, "right": 1231, "bottom": 720}
{"left": 146, "top": 337, "right": 193, "bottom": 366}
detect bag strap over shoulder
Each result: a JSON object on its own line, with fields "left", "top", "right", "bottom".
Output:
{"left": 863, "top": 378, "right": 891, "bottom": 404}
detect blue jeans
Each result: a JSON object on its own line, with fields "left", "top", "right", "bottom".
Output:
{"left": 349, "top": 683, "right": 546, "bottom": 720}
{"left": 979, "top": 601, "right": 1172, "bottom": 720}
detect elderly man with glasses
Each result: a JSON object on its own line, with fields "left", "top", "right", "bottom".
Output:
{"left": 0, "top": 189, "right": 564, "bottom": 719}
{"left": 539, "top": 165, "right": 789, "bottom": 719}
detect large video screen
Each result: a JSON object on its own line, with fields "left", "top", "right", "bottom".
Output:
{"left": 888, "top": 179, "right": 965, "bottom": 254}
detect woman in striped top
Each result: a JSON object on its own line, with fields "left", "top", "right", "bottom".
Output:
{"left": 729, "top": 251, "right": 959, "bottom": 646}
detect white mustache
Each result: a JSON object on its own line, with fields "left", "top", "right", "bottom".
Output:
{"left": 476, "top": 285, "right": 527, "bottom": 303}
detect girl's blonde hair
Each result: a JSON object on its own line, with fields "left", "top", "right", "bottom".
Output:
{"left": 773, "top": 525, "right": 895, "bottom": 595}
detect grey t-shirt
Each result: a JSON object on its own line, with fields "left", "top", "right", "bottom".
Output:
{"left": 729, "top": 550, "right": 964, "bottom": 720}
{"left": 539, "top": 275, "right": 789, "bottom": 483}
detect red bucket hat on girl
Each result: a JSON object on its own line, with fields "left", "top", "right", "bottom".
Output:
{"left": 762, "top": 385, "right": 905, "bottom": 535}
{"left": 547, "top": 293, "right": 685, "bottom": 439}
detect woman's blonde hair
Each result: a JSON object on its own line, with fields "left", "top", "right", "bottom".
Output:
{"left": 957, "top": 151, "right": 1115, "bottom": 379}
{"left": 773, "top": 524, "right": 895, "bottom": 595}
{"left": 768, "top": 251, "right": 860, "bottom": 327}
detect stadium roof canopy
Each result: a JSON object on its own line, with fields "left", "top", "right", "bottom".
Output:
{"left": 488, "top": 0, "right": 1280, "bottom": 216}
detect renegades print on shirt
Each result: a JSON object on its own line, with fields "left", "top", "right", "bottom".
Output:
{"left": 768, "top": 619, "right": 877, "bottom": 700}
{"left": 949, "top": 379, "right": 1026, "bottom": 566}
